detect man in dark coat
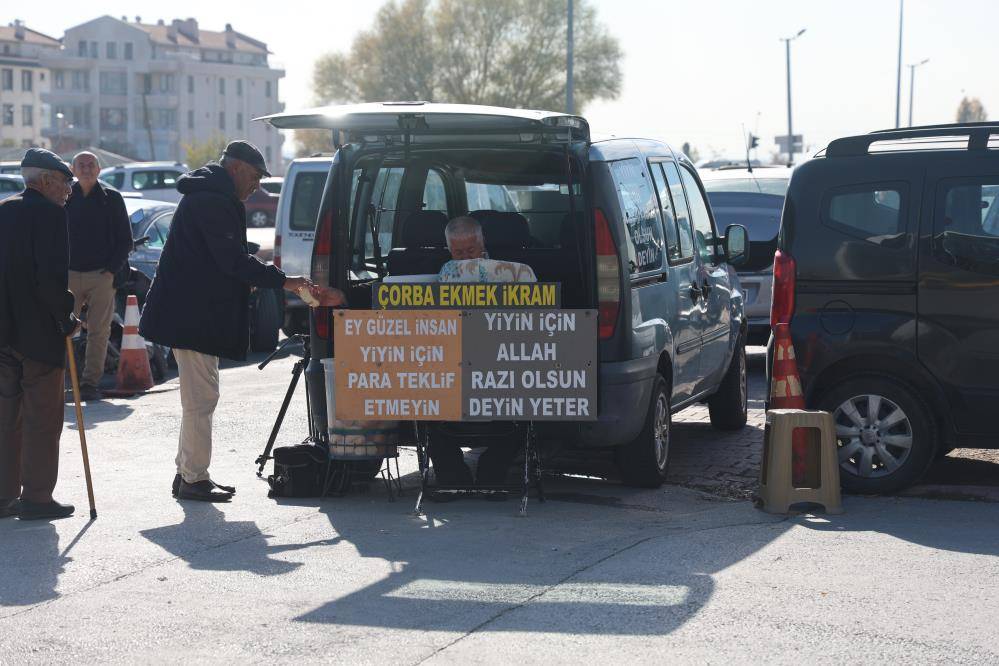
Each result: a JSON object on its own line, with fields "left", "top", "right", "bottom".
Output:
{"left": 0, "top": 148, "right": 78, "bottom": 521}
{"left": 67, "top": 151, "right": 132, "bottom": 400}
{"left": 140, "top": 141, "right": 343, "bottom": 502}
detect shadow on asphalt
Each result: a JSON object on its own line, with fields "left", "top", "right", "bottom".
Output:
{"left": 0, "top": 522, "right": 68, "bottom": 607}
{"left": 63, "top": 400, "right": 134, "bottom": 431}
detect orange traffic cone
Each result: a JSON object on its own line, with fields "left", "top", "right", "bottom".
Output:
{"left": 769, "top": 324, "right": 809, "bottom": 485}
{"left": 104, "top": 295, "right": 155, "bottom": 397}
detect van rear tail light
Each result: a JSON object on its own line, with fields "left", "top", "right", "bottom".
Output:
{"left": 770, "top": 249, "right": 797, "bottom": 330}
{"left": 594, "top": 208, "right": 621, "bottom": 340}
{"left": 273, "top": 233, "right": 282, "bottom": 269}
{"left": 312, "top": 208, "right": 333, "bottom": 339}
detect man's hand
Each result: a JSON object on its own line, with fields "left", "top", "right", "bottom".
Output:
{"left": 311, "top": 285, "right": 347, "bottom": 307}
{"left": 283, "top": 275, "right": 314, "bottom": 294}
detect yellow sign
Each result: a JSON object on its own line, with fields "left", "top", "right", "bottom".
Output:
{"left": 373, "top": 282, "right": 560, "bottom": 310}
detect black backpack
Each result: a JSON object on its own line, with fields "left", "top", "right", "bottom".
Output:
{"left": 266, "top": 444, "right": 329, "bottom": 498}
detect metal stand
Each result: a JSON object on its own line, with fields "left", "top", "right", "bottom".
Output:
{"left": 412, "top": 421, "right": 545, "bottom": 516}
{"left": 255, "top": 335, "right": 310, "bottom": 477}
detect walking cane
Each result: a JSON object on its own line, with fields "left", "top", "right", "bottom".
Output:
{"left": 65, "top": 336, "right": 97, "bottom": 520}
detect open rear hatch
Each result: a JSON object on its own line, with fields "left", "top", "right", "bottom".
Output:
{"left": 256, "top": 101, "right": 590, "bottom": 144}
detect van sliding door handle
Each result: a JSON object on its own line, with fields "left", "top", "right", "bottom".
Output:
{"left": 688, "top": 284, "right": 701, "bottom": 301}
{"left": 701, "top": 280, "right": 712, "bottom": 296}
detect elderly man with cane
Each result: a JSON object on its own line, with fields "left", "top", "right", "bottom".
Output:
{"left": 0, "top": 149, "right": 79, "bottom": 520}
{"left": 141, "top": 141, "right": 344, "bottom": 502}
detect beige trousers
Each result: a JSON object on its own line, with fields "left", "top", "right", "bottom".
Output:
{"left": 69, "top": 270, "right": 116, "bottom": 388}
{"left": 174, "top": 349, "right": 220, "bottom": 484}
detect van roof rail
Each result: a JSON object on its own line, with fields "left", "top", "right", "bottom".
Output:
{"left": 826, "top": 122, "right": 999, "bottom": 158}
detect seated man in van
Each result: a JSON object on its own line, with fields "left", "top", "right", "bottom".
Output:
{"left": 430, "top": 216, "right": 535, "bottom": 490}
{"left": 437, "top": 216, "right": 537, "bottom": 283}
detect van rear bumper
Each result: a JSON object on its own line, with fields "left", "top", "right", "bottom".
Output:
{"left": 565, "top": 355, "right": 659, "bottom": 448}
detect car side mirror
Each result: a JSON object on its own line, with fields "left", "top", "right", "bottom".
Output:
{"left": 724, "top": 224, "right": 749, "bottom": 267}
{"left": 247, "top": 241, "right": 261, "bottom": 255}
{"left": 132, "top": 235, "right": 150, "bottom": 249}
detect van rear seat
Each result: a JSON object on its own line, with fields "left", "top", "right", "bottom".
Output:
{"left": 386, "top": 210, "right": 450, "bottom": 276}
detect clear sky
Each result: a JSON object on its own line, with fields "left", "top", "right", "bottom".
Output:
{"left": 12, "top": 0, "right": 998, "bottom": 160}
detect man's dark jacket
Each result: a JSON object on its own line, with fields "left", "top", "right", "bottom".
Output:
{"left": 66, "top": 180, "right": 132, "bottom": 274}
{"left": 0, "top": 189, "right": 76, "bottom": 368}
{"left": 139, "top": 164, "right": 285, "bottom": 361}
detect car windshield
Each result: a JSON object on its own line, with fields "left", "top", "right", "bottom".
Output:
{"left": 706, "top": 190, "right": 784, "bottom": 272}
{"left": 703, "top": 177, "right": 789, "bottom": 196}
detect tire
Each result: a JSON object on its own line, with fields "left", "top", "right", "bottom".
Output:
{"left": 616, "top": 374, "right": 672, "bottom": 488}
{"left": 249, "top": 210, "right": 270, "bottom": 228}
{"left": 250, "top": 288, "right": 281, "bottom": 352}
{"left": 708, "top": 335, "right": 748, "bottom": 430}
{"left": 817, "top": 376, "right": 937, "bottom": 494}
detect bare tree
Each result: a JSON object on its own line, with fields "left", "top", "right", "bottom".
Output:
{"left": 956, "top": 96, "right": 988, "bottom": 123}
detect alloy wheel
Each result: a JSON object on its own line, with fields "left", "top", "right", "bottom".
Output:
{"left": 653, "top": 394, "right": 670, "bottom": 470}
{"left": 833, "top": 393, "right": 914, "bottom": 478}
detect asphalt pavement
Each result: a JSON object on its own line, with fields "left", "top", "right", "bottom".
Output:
{"left": 2, "top": 347, "right": 998, "bottom": 663}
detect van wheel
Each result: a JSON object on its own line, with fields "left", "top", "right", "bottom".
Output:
{"left": 249, "top": 210, "right": 271, "bottom": 228}
{"left": 817, "top": 376, "right": 936, "bottom": 494}
{"left": 617, "top": 374, "right": 671, "bottom": 488}
{"left": 250, "top": 289, "right": 281, "bottom": 352}
{"left": 708, "top": 335, "right": 748, "bottom": 430}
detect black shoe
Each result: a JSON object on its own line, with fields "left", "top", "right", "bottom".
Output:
{"left": 19, "top": 499, "right": 74, "bottom": 520}
{"left": 211, "top": 480, "right": 236, "bottom": 494}
{"left": 172, "top": 474, "right": 180, "bottom": 497}
{"left": 79, "top": 384, "right": 103, "bottom": 401}
{"left": 176, "top": 480, "right": 232, "bottom": 502}
{"left": 0, "top": 499, "right": 20, "bottom": 518}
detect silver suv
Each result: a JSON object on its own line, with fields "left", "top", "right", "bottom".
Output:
{"left": 99, "top": 161, "right": 189, "bottom": 203}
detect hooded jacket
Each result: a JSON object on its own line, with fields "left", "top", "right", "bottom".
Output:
{"left": 139, "top": 163, "right": 285, "bottom": 361}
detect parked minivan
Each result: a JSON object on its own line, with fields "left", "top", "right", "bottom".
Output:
{"left": 771, "top": 123, "right": 999, "bottom": 494}
{"left": 99, "top": 162, "right": 188, "bottom": 203}
{"left": 260, "top": 103, "right": 750, "bottom": 487}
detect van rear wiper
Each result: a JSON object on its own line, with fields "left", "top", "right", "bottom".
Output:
{"left": 366, "top": 202, "right": 386, "bottom": 276}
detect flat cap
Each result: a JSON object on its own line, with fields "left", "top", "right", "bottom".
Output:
{"left": 21, "top": 147, "right": 73, "bottom": 179}
{"left": 222, "top": 140, "right": 270, "bottom": 177}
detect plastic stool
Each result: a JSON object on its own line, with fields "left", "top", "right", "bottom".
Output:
{"left": 759, "top": 409, "right": 843, "bottom": 514}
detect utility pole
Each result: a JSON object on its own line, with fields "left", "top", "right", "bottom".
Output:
{"left": 907, "top": 58, "right": 929, "bottom": 127}
{"left": 895, "top": 0, "right": 904, "bottom": 128}
{"left": 781, "top": 29, "right": 806, "bottom": 165}
{"left": 566, "top": 0, "right": 574, "bottom": 114}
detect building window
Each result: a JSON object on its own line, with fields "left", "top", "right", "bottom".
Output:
{"left": 236, "top": 78, "right": 243, "bottom": 96}
{"left": 265, "top": 81, "right": 271, "bottom": 98}
{"left": 72, "top": 70, "right": 89, "bottom": 91}
{"left": 124, "top": 42, "right": 133, "bottom": 60}
{"left": 54, "top": 70, "right": 64, "bottom": 89}
{"left": 140, "top": 74, "right": 151, "bottom": 94}
{"left": 78, "top": 40, "right": 87, "bottom": 57}
{"left": 1, "top": 69, "right": 11, "bottom": 91}
{"left": 89, "top": 41, "right": 98, "bottom": 58}
{"left": 187, "top": 75, "right": 194, "bottom": 94}
{"left": 100, "top": 107, "right": 127, "bottom": 130}
{"left": 160, "top": 74, "right": 175, "bottom": 93}
{"left": 236, "top": 112, "right": 243, "bottom": 130}
{"left": 100, "top": 71, "right": 128, "bottom": 95}
{"left": 219, "top": 111, "right": 225, "bottom": 130}
{"left": 187, "top": 109, "right": 194, "bottom": 129}
{"left": 22, "top": 105, "right": 33, "bottom": 127}
{"left": 219, "top": 78, "right": 225, "bottom": 95}
{"left": 106, "top": 42, "right": 117, "bottom": 59}
{"left": 2, "top": 105, "right": 13, "bottom": 126}
{"left": 21, "top": 70, "right": 32, "bottom": 92}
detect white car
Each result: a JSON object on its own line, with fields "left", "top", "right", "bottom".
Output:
{"left": 273, "top": 156, "right": 331, "bottom": 335}
{"left": 99, "top": 162, "right": 188, "bottom": 203}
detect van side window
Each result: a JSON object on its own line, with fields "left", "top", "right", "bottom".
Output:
{"left": 649, "top": 163, "right": 681, "bottom": 263}
{"left": 935, "top": 180, "right": 999, "bottom": 275}
{"left": 679, "top": 166, "right": 717, "bottom": 264}
{"left": 365, "top": 167, "right": 405, "bottom": 259}
{"left": 423, "top": 169, "right": 447, "bottom": 213}
{"left": 661, "top": 162, "right": 695, "bottom": 261}
{"left": 289, "top": 172, "right": 327, "bottom": 231}
{"left": 824, "top": 186, "right": 905, "bottom": 244}
{"left": 608, "top": 158, "right": 665, "bottom": 275}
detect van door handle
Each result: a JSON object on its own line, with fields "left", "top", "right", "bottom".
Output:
{"left": 701, "top": 280, "right": 712, "bottom": 296}
{"left": 689, "top": 284, "right": 701, "bottom": 301}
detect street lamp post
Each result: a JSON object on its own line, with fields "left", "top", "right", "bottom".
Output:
{"left": 781, "top": 28, "right": 806, "bottom": 165}
{"left": 566, "top": 0, "right": 574, "bottom": 114}
{"left": 895, "top": 0, "right": 904, "bottom": 127}
{"left": 907, "top": 58, "right": 929, "bottom": 127}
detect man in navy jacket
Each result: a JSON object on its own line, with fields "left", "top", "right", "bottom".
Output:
{"left": 0, "top": 149, "right": 78, "bottom": 520}
{"left": 141, "top": 141, "right": 343, "bottom": 502}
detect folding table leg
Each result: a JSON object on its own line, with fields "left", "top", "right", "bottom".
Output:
{"left": 413, "top": 423, "right": 430, "bottom": 515}
{"left": 519, "top": 422, "right": 533, "bottom": 517}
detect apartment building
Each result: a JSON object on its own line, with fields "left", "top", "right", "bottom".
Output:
{"left": 0, "top": 21, "right": 60, "bottom": 149}
{"left": 42, "top": 15, "right": 284, "bottom": 171}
